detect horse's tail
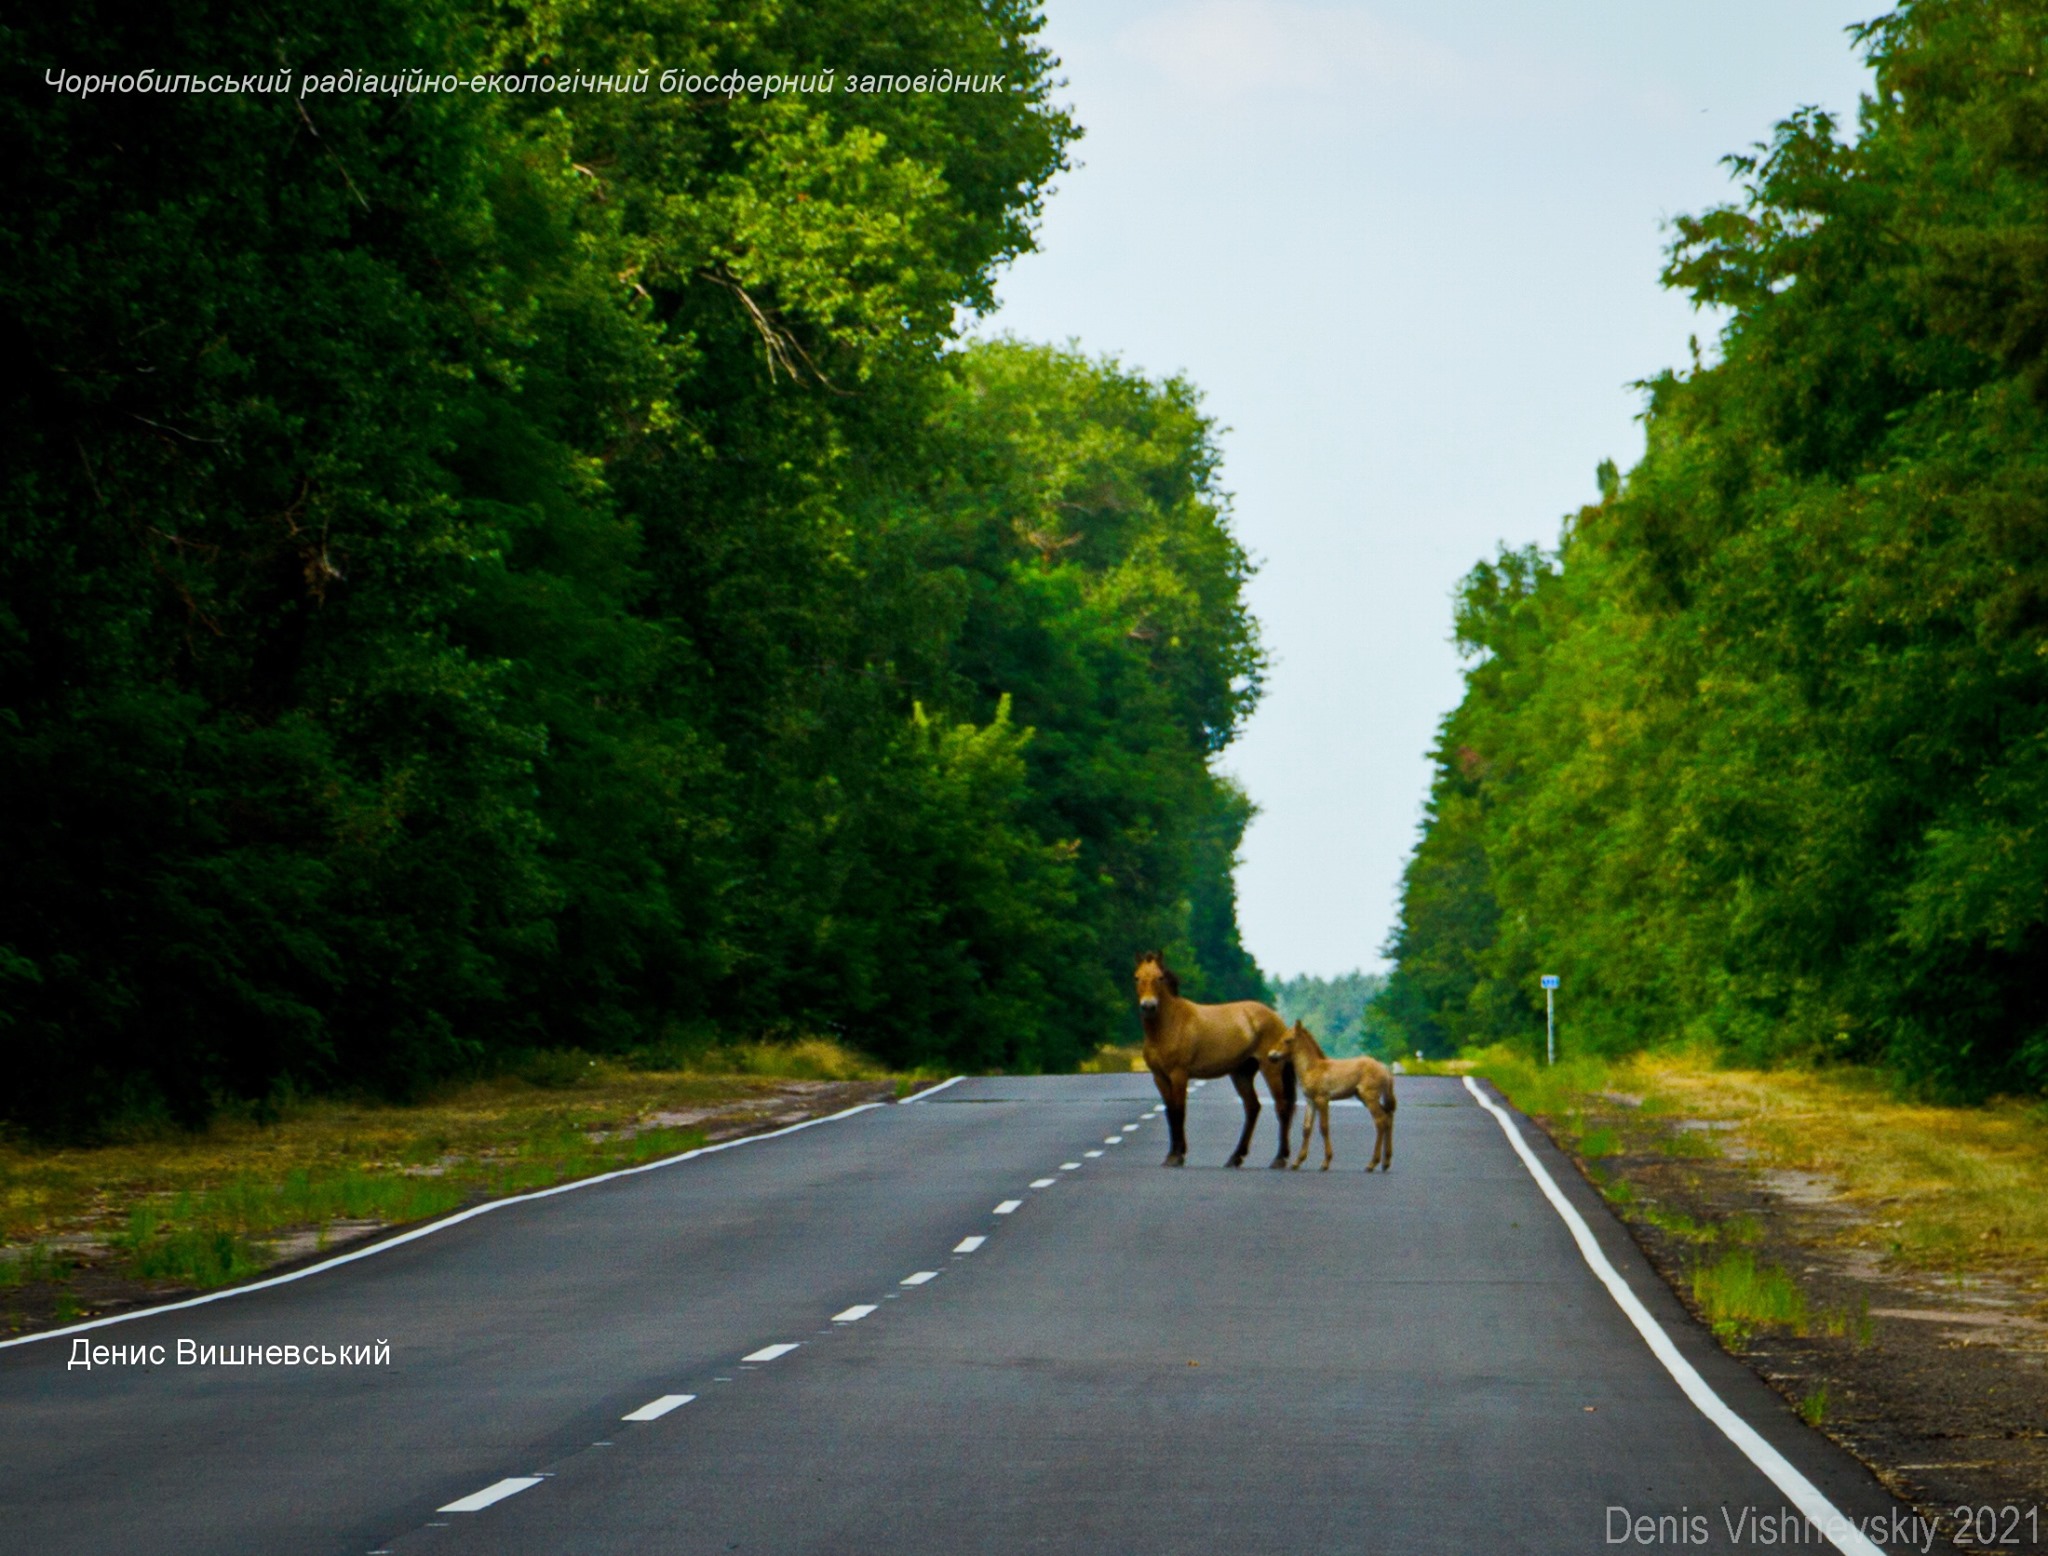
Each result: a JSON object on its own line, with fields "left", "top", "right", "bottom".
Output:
{"left": 1380, "top": 1069, "right": 1396, "bottom": 1115}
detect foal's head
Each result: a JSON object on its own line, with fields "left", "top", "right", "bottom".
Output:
{"left": 1133, "top": 951, "right": 1178, "bottom": 1016}
{"left": 1262, "top": 1021, "right": 1310, "bottom": 1068}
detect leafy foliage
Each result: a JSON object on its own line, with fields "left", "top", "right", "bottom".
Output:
{"left": 1386, "top": 0, "right": 2048, "bottom": 1097}
{"left": 1270, "top": 971, "right": 1387, "bottom": 1058}
{"left": 0, "top": 0, "right": 1265, "bottom": 1130}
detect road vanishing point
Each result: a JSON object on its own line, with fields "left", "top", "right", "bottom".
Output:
{"left": 0, "top": 1074, "right": 1917, "bottom": 1554}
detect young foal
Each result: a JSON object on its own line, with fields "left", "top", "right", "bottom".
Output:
{"left": 1263, "top": 1021, "right": 1396, "bottom": 1172}
{"left": 1134, "top": 951, "right": 1296, "bottom": 1169}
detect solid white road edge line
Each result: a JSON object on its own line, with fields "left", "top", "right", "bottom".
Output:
{"left": 832, "top": 1304, "right": 878, "bottom": 1323}
{"left": 1462, "top": 1075, "right": 1883, "bottom": 1556}
{"left": 993, "top": 1200, "right": 1022, "bottom": 1214}
{"left": 438, "top": 1477, "right": 544, "bottom": 1513}
{"left": 953, "top": 1236, "right": 986, "bottom": 1253}
{"left": 2, "top": 1102, "right": 890, "bottom": 1351}
{"left": 622, "top": 1394, "right": 695, "bottom": 1422}
{"left": 904, "top": 1075, "right": 966, "bottom": 1103}
{"left": 741, "top": 1343, "right": 799, "bottom": 1362}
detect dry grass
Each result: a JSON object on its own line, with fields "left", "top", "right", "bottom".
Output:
{"left": 1078, "top": 1041, "right": 1148, "bottom": 1075}
{"left": 0, "top": 1040, "right": 895, "bottom": 1298}
{"left": 1466, "top": 1044, "right": 2048, "bottom": 1295}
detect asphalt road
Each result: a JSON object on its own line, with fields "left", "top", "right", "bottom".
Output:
{"left": 0, "top": 1074, "right": 1923, "bottom": 1555}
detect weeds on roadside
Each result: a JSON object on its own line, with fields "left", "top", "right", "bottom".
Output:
{"left": 0, "top": 1243, "right": 73, "bottom": 1287}
{"left": 1691, "top": 1249, "right": 1808, "bottom": 1342}
{"left": 1797, "top": 1383, "right": 1830, "bottom": 1426}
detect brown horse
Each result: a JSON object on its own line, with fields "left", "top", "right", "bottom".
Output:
{"left": 1134, "top": 951, "right": 1296, "bottom": 1168}
{"left": 1260, "top": 1021, "right": 1395, "bottom": 1171}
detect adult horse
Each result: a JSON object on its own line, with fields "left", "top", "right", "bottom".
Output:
{"left": 1133, "top": 950, "right": 1297, "bottom": 1168}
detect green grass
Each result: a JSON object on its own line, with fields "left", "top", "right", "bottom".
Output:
{"left": 1656, "top": 1129, "right": 1722, "bottom": 1159}
{"left": 1797, "top": 1383, "right": 1830, "bottom": 1426}
{"left": 1578, "top": 1125, "right": 1622, "bottom": 1159}
{"left": 1642, "top": 1207, "right": 1722, "bottom": 1244}
{"left": 1691, "top": 1249, "right": 1809, "bottom": 1342}
{"left": 0, "top": 1243, "right": 73, "bottom": 1287}
{"left": 1, "top": 1042, "right": 906, "bottom": 1309}
{"left": 1814, "top": 1296, "right": 1875, "bottom": 1347}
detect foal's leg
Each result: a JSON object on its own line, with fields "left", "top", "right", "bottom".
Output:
{"left": 1291, "top": 1092, "right": 1315, "bottom": 1169}
{"left": 1320, "top": 1098, "right": 1335, "bottom": 1170}
{"left": 1226, "top": 1060, "right": 1261, "bottom": 1168}
{"left": 1365, "top": 1103, "right": 1388, "bottom": 1171}
{"left": 1152, "top": 1068, "right": 1190, "bottom": 1167}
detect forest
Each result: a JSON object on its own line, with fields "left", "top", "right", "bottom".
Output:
{"left": 0, "top": 0, "right": 1270, "bottom": 1133}
{"left": 1383, "top": 0, "right": 2048, "bottom": 1098}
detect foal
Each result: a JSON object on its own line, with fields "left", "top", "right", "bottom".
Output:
{"left": 1263, "top": 1021, "right": 1396, "bottom": 1172}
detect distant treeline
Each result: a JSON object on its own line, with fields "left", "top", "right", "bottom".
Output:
{"left": 0, "top": 0, "right": 1268, "bottom": 1132}
{"left": 1382, "top": 0, "right": 2048, "bottom": 1097}
{"left": 1270, "top": 971, "right": 1390, "bottom": 1059}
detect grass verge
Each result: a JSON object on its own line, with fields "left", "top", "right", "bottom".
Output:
{"left": 0, "top": 1040, "right": 900, "bottom": 1320}
{"left": 1461, "top": 1043, "right": 2048, "bottom": 1291}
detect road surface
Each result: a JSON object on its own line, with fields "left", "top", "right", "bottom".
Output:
{"left": 0, "top": 1074, "right": 1920, "bottom": 1554}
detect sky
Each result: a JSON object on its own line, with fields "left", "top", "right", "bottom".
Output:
{"left": 976, "top": 0, "right": 1883, "bottom": 980}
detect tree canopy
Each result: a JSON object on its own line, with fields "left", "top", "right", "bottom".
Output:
{"left": 0, "top": 0, "right": 1268, "bottom": 1131}
{"left": 1384, "top": 0, "right": 2048, "bottom": 1098}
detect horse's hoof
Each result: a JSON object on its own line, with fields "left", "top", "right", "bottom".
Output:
{"left": 1163, "top": 1155, "right": 1186, "bottom": 1168}
{"left": 1268, "top": 1157, "right": 1287, "bottom": 1170}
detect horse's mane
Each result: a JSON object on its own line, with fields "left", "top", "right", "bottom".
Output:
{"left": 1292, "top": 1023, "right": 1327, "bottom": 1060}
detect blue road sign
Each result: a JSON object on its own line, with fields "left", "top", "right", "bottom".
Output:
{"left": 1540, "top": 975, "right": 1560, "bottom": 990}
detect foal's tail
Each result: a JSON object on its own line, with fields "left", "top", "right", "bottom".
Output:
{"left": 1380, "top": 1071, "right": 1397, "bottom": 1115}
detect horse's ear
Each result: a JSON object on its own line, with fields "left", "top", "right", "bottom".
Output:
{"left": 1135, "top": 949, "right": 1152, "bottom": 968}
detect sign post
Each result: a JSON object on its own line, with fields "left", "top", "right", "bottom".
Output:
{"left": 1540, "top": 975, "right": 1560, "bottom": 1065}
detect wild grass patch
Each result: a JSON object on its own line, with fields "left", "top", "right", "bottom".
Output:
{"left": 0, "top": 1043, "right": 895, "bottom": 1306}
{"left": 1466, "top": 1044, "right": 2048, "bottom": 1291}
{"left": 1692, "top": 1249, "right": 1808, "bottom": 1342}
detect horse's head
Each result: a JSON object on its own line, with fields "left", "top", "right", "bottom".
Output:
{"left": 1133, "top": 951, "right": 1178, "bottom": 1016}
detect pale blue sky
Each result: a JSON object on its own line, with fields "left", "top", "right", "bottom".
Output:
{"left": 979, "top": 0, "right": 1881, "bottom": 978}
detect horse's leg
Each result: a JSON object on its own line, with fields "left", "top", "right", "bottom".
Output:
{"left": 1270, "top": 1058, "right": 1296, "bottom": 1169}
{"left": 1291, "top": 1091, "right": 1314, "bottom": 1169}
{"left": 1320, "top": 1098, "right": 1335, "bottom": 1170}
{"left": 1379, "top": 1104, "right": 1394, "bottom": 1171}
{"left": 1153, "top": 1068, "right": 1189, "bottom": 1167}
{"left": 1225, "top": 1060, "right": 1260, "bottom": 1168}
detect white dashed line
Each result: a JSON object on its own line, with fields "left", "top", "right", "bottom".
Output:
{"left": 621, "top": 1393, "right": 695, "bottom": 1421}
{"left": 901, "top": 1270, "right": 939, "bottom": 1286}
{"left": 994, "top": 1200, "right": 1022, "bottom": 1214}
{"left": 1031, "top": 1177, "right": 1055, "bottom": 1187}
{"left": 832, "top": 1304, "right": 878, "bottom": 1322}
{"left": 953, "top": 1236, "right": 986, "bottom": 1253}
{"left": 1059, "top": 1162, "right": 1081, "bottom": 1171}
{"left": 1104, "top": 1137, "right": 1123, "bottom": 1145}
{"left": 1084, "top": 1150, "right": 1103, "bottom": 1158}
{"left": 439, "top": 1478, "right": 544, "bottom": 1513}
{"left": 1122, "top": 1124, "right": 1141, "bottom": 1132}
{"left": 741, "top": 1343, "right": 800, "bottom": 1362}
